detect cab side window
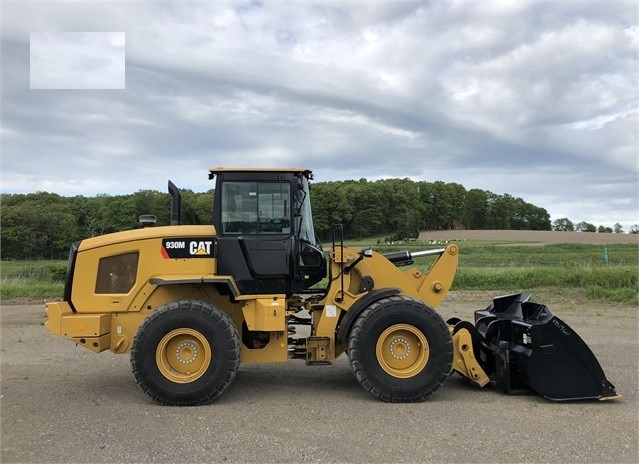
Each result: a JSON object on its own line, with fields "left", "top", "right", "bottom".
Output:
{"left": 221, "top": 181, "right": 291, "bottom": 235}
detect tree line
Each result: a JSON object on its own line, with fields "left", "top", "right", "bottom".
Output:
{"left": 1, "top": 189, "right": 213, "bottom": 260}
{"left": 550, "top": 217, "right": 634, "bottom": 234}
{"left": 309, "top": 178, "right": 551, "bottom": 241}
{"left": 1, "top": 177, "right": 634, "bottom": 260}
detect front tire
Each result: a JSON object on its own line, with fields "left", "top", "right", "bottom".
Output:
{"left": 348, "top": 296, "right": 453, "bottom": 402}
{"left": 131, "top": 299, "right": 240, "bottom": 405}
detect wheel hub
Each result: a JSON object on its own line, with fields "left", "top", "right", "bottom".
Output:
{"left": 389, "top": 337, "right": 412, "bottom": 360}
{"left": 156, "top": 328, "right": 212, "bottom": 383}
{"left": 175, "top": 341, "right": 199, "bottom": 364}
{"left": 376, "top": 324, "right": 429, "bottom": 379}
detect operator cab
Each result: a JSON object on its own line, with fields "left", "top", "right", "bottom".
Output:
{"left": 209, "top": 168, "right": 326, "bottom": 295}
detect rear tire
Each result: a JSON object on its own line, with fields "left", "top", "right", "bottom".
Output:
{"left": 348, "top": 296, "right": 453, "bottom": 402}
{"left": 131, "top": 299, "right": 240, "bottom": 405}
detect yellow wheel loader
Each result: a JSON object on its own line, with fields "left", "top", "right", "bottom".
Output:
{"left": 45, "top": 168, "right": 620, "bottom": 405}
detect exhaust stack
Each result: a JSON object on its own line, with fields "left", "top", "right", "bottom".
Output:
{"left": 168, "top": 180, "right": 181, "bottom": 226}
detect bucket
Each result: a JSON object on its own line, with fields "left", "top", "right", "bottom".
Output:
{"left": 471, "top": 293, "right": 619, "bottom": 401}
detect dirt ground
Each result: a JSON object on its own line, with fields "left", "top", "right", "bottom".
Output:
{"left": 1, "top": 291, "right": 637, "bottom": 464}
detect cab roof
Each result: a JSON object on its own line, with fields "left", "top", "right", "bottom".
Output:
{"left": 208, "top": 167, "right": 313, "bottom": 180}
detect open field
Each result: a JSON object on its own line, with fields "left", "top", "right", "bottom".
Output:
{"left": 418, "top": 229, "right": 638, "bottom": 244}
{"left": 1, "top": 292, "right": 637, "bottom": 463}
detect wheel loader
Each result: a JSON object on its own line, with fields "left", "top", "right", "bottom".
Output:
{"left": 45, "top": 168, "right": 620, "bottom": 405}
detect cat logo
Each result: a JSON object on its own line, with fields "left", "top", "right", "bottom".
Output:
{"left": 161, "top": 238, "right": 215, "bottom": 259}
{"left": 190, "top": 241, "right": 213, "bottom": 255}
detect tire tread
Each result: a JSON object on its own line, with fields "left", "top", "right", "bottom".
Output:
{"left": 131, "top": 299, "right": 240, "bottom": 406}
{"left": 348, "top": 295, "right": 453, "bottom": 402}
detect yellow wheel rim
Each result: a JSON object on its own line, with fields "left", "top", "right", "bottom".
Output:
{"left": 156, "top": 328, "right": 212, "bottom": 383}
{"left": 376, "top": 324, "right": 429, "bottom": 378}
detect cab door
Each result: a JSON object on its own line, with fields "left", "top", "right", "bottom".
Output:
{"left": 216, "top": 179, "right": 294, "bottom": 294}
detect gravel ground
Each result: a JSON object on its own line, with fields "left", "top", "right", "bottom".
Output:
{"left": 1, "top": 292, "right": 637, "bottom": 463}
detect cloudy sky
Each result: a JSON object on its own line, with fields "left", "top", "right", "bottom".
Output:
{"left": 1, "top": 1, "right": 637, "bottom": 230}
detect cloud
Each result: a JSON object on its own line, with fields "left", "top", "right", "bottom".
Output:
{"left": 30, "top": 32, "right": 125, "bottom": 89}
{"left": 1, "top": 1, "right": 637, "bottom": 230}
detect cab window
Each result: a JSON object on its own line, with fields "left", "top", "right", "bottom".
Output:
{"left": 221, "top": 181, "right": 291, "bottom": 235}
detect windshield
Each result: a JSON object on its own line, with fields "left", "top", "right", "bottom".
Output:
{"left": 298, "top": 177, "right": 320, "bottom": 248}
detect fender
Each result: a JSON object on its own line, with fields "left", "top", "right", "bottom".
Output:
{"left": 335, "top": 288, "right": 401, "bottom": 346}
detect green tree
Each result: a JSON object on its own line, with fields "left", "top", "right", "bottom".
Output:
{"left": 180, "top": 189, "right": 200, "bottom": 225}
{"left": 417, "top": 181, "right": 464, "bottom": 230}
{"left": 133, "top": 189, "right": 170, "bottom": 225}
{"left": 442, "top": 182, "right": 466, "bottom": 229}
{"left": 193, "top": 189, "right": 214, "bottom": 225}
{"left": 345, "top": 180, "right": 383, "bottom": 238}
{"left": 486, "top": 193, "right": 514, "bottom": 229}
{"left": 464, "top": 189, "right": 487, "bottom": 229}
{"left": 510, "top": 197, "right": 531, "bottom": 230}
{"left": 376, "top": 178, "right": 421, "bottom": 235}
{"left": 575, "top": 221, "right": 596, "bottom": 232}
{"left": 97, "top": 195, "right": 137, "bottom": 233}
{"left": 526, "top": 205, "right": 552, "bottom": 230}
{"left": 552, "top": 218, "right": 575, "bottom": 232}
{"left": 310, "top": 182, "right": 353, "bottom": 240}
{"left": 0, "top": 193, "right": 78, "bottom": 259}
